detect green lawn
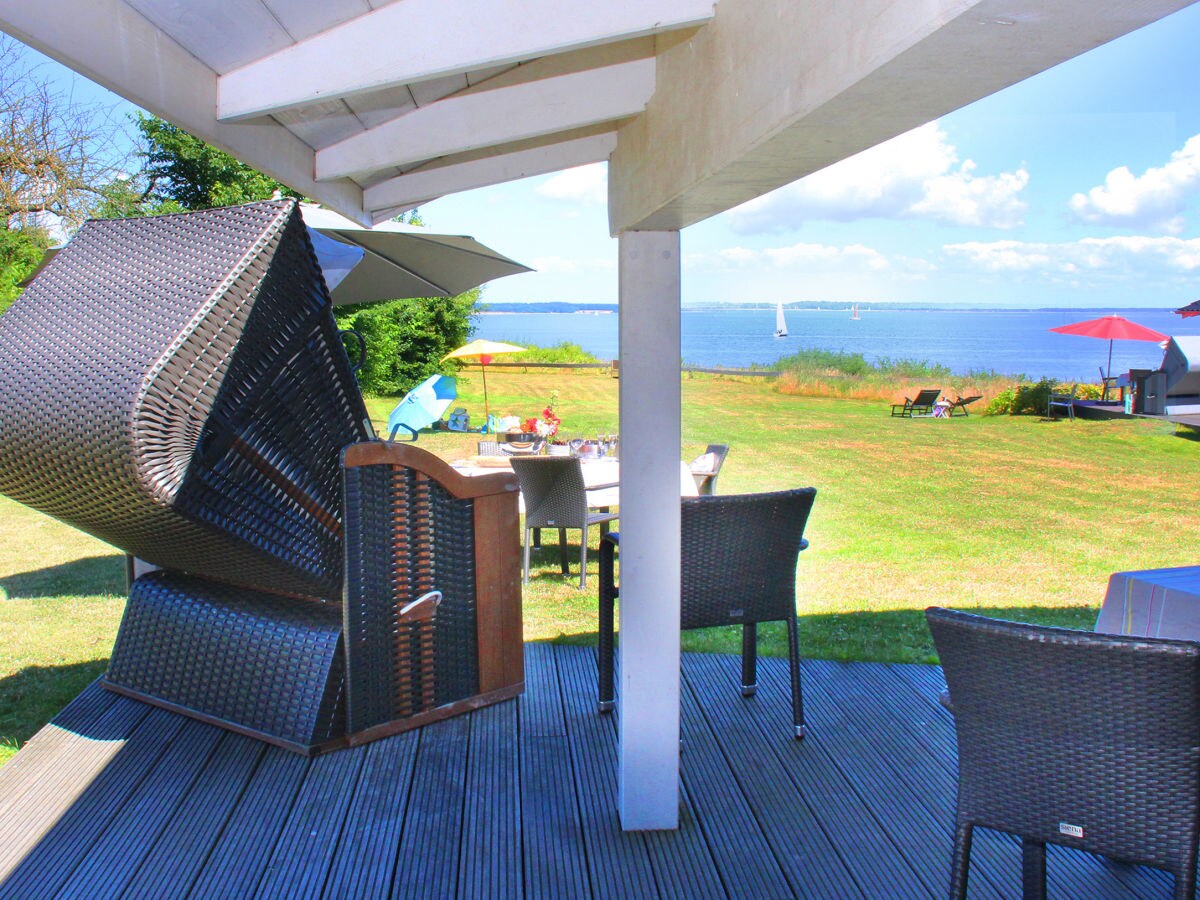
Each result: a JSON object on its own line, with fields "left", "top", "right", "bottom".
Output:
{"left": 3, "top": 368, "right": 1197, "bottom": 763}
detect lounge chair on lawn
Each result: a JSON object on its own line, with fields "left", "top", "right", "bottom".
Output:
{"left": 891, "top": 388, "right": 940, "bottom": 417}
{"left": 947, "top": 395, "right": 982, "bottom": 417}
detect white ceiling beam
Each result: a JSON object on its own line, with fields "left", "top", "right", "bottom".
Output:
{"left": 316, "top": 58, "right": 653, "bottom": 182}
{"left": 609, "top": 0, "right": 1199, "bottom": 233}
{"left": 218, "top": 0, "right": 713, "bottom": 122}
{"left": 0, "top": 0, "right": 368, "bottom": 223}
{"left": 364, "top": 132, "right": 616, "bottom": 215}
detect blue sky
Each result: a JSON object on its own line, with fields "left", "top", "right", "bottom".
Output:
{"left": 26, "top": 4, "right": 1200, "bottom": 308}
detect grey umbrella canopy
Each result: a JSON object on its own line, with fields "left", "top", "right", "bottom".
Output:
{"left": 297, "top": 205, "right": 530, "bottom": 303}
{"left": 23, "top": 204, "right": 531, "bottom": 305}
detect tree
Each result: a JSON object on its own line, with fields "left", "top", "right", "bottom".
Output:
{"left": 335, "top": 291, "right": 477, "bottom": 395}
{"left": 0, "top": 36, "right": 133, "bottom": 234}
{"left": 0, "top": 36, "right": 136, "bottom": 310}
{"left": 135, "top": 115, "right": 297, "bottom": 210}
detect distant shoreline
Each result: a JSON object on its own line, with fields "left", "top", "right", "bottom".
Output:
{"left": 479, "top": 301, "right": 1175, "bottom": 314}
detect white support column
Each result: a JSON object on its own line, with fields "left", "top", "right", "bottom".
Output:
{"left": 616, "top": 230, "right": 681, "bottom": 831}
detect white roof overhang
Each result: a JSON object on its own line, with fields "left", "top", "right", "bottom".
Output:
{"left": 1, "top": 0, "right": 1193, "bottom": 232}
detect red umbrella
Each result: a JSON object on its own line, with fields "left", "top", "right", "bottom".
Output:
{"left": 1048, "top": 314, "right": 1168, "bottom": 379}
{"left": 1175, "top": 299, "right": 1200, "bottom": 318}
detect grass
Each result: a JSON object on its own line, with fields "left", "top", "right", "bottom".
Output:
{"left": 3, "top": 366, "right": 1198, "bottom": 762}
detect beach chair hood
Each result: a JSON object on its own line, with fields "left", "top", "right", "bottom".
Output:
{"left": 0, "top": 199, "right": 371, "bottom": 600}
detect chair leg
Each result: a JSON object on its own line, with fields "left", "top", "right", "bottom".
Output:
{"left": 786, "top": 616, "right": 804, "bottom": 739}
{"left": 740, "top": 623, "right": 757, "bottom": 697}
{"left": 522, "top": 526, "right": 532, "bottom": 585}
{"left": 579, "top": 532, "right": 588, "bottom": 589}
{"left": 1021, "top": 838, "right": 1047, "bottom": 900}
{"left": 558, "top": 528, "right": 569, "bottom": 575}
{"left": 598, "top": 540, "right": 616, "bottom": 712}
{"left": 949, "top": 819, "right": 973, "bottom": 900}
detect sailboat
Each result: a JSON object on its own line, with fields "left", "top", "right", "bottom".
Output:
{"left": 773, "top": 302, "right": 788, "bottom": 337}
{"left": 850, "top": 303, "right": 861, "bottom": 320}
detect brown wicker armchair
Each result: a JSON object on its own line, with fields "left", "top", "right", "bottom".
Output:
{"left": 0, "top": 200, "right": 523, "bottom": 753}
{"left": 598, "top": 488, "right": 816, "bottom": 737}
{"left": 927, "top": 607, "right": 1200, "bottom": 899}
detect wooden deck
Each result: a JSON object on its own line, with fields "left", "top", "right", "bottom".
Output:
{"left": 0, "top": 645, "right": 1178, "bottom": 898}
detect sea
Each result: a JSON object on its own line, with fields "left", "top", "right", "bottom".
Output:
{"left": 473, "top": 306, "right": 1195, "bottom": 382}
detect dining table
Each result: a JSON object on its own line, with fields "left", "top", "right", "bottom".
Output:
{"left": 1094, "top": 566, "right": 1200, "bottom": 640}
{"left": 450, "top": 455, "right": 699, "bottom": 512}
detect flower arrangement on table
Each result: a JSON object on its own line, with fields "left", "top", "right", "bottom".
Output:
{"left": 522, "top": 405, "right": 561, "bottom": 438}
{"left": 517, "top": 390, "right": 562, "bottom": 440}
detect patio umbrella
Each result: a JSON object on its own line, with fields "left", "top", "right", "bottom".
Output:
{"left": 1048, "top": 314, "right": 1168, "bottom": 379}
{"left": 387, "top": 374, "right": 457, "bottom": 440}
{"left": 1175, "top": 299, "right": 1200, "bottom": 318}
{"left": 22, "top": 203, "right": 532, "bottom": 305}
{"left": 442, "top": 339, "right": 526, "bottom": 431}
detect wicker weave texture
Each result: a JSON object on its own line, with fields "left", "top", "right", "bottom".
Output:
{"left": 343, "top": 464, "right": 479, "bottom": 732}
{"left": 0, "top": 200, "right": 369, "bottom": 599}
{"left": 106, "top": 571, "right": 346, "bottom": 747}
{"left": 678, "top": 488, "right": 815, "bottom": 629}
{"left": 508, "top": 457, "right": 590, "bottom": 528}
{"left": 928, "top": 607, "right": 1200, "bottom": 892}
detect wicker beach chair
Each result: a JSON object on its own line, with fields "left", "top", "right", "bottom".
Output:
{"left": 0, "top": 200, "right": 523, "bottom": 752}
{"left": 927, "top": 607, "right": 1200, "bottom": 899}
{"left": 598, "top": 488, "right": 816, "bottom": 737}
{"left": 0, "top": 199, "right": 367, "bottom": 600}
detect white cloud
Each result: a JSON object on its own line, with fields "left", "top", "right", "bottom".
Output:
{"left": 1068, "top": 135, "right": 1200, "bottom": 234}
{"left": 725, "top": 123, "right": 1028, "bottom": 233}
{"left": 528, "top": 254, "right": 616, "bottom": 274}
{"left": 690, "top": 241, "right": 933, "bottom": 277}
{"left": 944, "top": 235, "right": 1200, "bottom": 275}
{"left": 535, "top": 163, "right": 607, "bottom": 205}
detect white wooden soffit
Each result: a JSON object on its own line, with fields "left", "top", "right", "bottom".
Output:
{"left": 0, "top": 0, "right": 368, "bottom": 222}
{"left": 315, "top": 58, "right": 655, "bottom": 182}
{"left": 608, "top": 0, "right": 1200, "bottom": 233}
{"left": 363, "top": 132, "right": 617, "bottom": 220}
{"left": 217, "top": 0, "right": 715, "bottom": 123}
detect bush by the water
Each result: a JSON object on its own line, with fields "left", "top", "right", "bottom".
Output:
{"left": 508, "top": 342, "right": 600, "bottom": 364}
{"left": 773, "top": 348, "right": 983, "bottom": 402}
{"left": 984, "top": 379, "right": 1102, "bottom": 415}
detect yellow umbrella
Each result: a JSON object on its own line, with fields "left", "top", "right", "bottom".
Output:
{"left": 441, "top": 339, "right": 526, "bottom": 430}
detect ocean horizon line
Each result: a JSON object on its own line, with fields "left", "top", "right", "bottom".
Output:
{"left": 480, "top": 300, "right": 1186, "bottom": 313}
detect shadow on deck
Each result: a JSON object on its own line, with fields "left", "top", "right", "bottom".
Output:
{"left": 0, "top": 645, "right": 1176, "bottom": 898}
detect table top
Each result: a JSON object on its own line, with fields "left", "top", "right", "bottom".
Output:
{"left": 1096, "top": 566, "right": 1200, "bottom": 641}
{"left": 450, "top": 456, "right": 699, "bottom": 502}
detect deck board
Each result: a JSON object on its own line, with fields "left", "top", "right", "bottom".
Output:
{"left": 0, "top": 648, "right": 1187, "bottom": 899}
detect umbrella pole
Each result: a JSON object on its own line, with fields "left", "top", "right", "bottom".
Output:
{"left": 481, "top": 363, "right": 490, "bottom": 432}
{"left": 1107, "top": 339, "right": 1114, "bottom": 380}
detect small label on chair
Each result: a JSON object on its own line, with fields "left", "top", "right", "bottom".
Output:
{"left": 1058, "top": 822, "right": 1084, "bottom": 838}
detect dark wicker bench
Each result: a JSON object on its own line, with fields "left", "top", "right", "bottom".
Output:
{"left": 0, "top": 200, "right": 523, "bottom": 753}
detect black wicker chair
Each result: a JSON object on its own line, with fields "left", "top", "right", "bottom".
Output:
{"left": 598, "top": 488, "right": 816, "bottom": 737}
{"left": 509, "top": 456, "right": 618, "bottom": 588}
{"left": 927, "top": 607, "right": 1200, "bottom": 899}
{"left": 0, "top": 200, "right": 524, "bottom": 753}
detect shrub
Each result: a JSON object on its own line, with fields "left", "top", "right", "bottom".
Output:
{"left": 511, "top": 342, "right": 600, "bottom": 364}
{"left": 335, "top": 289, "right": 477, "bottom": 395}
{"left": 774, "top": 348, "right": 873, "bottom": 376}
